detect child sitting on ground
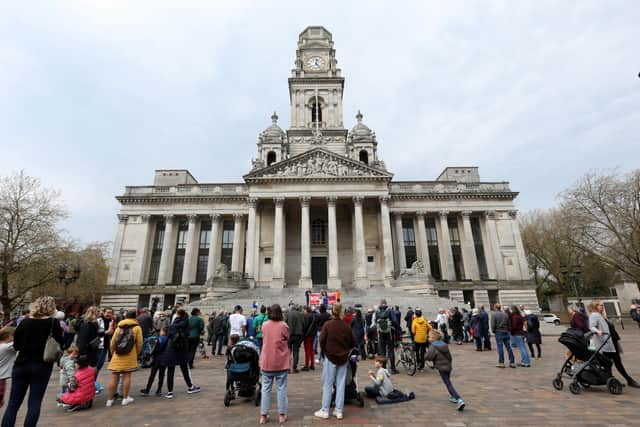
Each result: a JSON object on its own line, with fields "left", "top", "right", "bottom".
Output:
{"left": 59, "top": 344, "right": 79, "bottom": 399}
{"left": 140, "top": 327, "right": 169, "bottom": 397}
{"left": 425, "top": 329, "right": 465, "bottom": 411}
{"left": 365, "top": 355, "right": 394, "bottom": 398}
{"left": 0, "top": 326, "right": 17, "bottom": 409}
{"left": 58, "top": 355, "right": 96, "bottom": 412}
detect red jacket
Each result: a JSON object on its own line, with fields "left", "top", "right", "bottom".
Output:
{"left": 59, "top": 366, "right": 95, "bottom": 405}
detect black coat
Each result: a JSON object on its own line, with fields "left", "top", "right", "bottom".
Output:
{"left": 156, "top": 317, "right": 190, "bottom": 367}
{"left": 76, "top": 320, "right": 99, "bottom": 367}
{"left": 525, "top": 315, "right": 542, "bottom": 345}
{"left": 351, "top": 316, "right": 365, "bottom": 342}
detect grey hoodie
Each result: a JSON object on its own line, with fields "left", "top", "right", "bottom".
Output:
{"left": 491, "top": 310, "right": 511, "bottom": 334}
{"left": 425, "top": 340, "right": 453, "bottom": 372}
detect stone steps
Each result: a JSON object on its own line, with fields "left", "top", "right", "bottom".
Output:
{"left": 100, "top": 294, "right": 139, "bottom": 311}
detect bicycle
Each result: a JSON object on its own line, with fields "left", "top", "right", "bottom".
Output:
{"left": 395, "top": 334, "right": 417, "bottom": 376}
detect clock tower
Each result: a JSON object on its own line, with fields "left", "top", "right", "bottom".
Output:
{"left": 287, "top": 26, "right": 348, "bottom": 156}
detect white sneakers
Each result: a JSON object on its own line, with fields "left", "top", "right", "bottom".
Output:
{"left": 121, "top": 396, "right": 134, "bottom": 406}
{"left": 314, "top": 409, "right": 343, "bottom": 420}
{"left": 105, "top": 399, "right": 114, "bottom": 407}
{"left": 334, "top": 411, "right": 344, "bottom": 420}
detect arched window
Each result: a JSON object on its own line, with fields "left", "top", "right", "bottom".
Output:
{"left": 266, "top": 151, "right": 276, "bottom": 166}
{"left": 359, "top": 150, "right": 369, "bottom": 164}
{"left": 312, "top": 219, "right": 326, "bottom": 245}
{"left": 311, "top": 101, "right": 322, "bottom": 125}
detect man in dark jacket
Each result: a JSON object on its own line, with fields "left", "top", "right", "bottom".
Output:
{"left": 373, "top": 299, "right": 400, "bottom": 374}
{"left": 315, "top": 303, "right": 355, "bottom": 420}
{"left": 491, "top": 304, "right": 515, "bottom": 368}
{"left": 479, "top": 306, "right": 491, "bottom": 350}
{"left": 287, "top": 305, "right": 304, "bottom": 373}
{"left": 302, "top": 306, "right": 318, "bottom": 371}
{"left": 449, "top": 307, "right": 464, "bottom": 345}
{"left": 212, "top": 312, "right": 227, "bottom": 356}
{"left": 404, "top": 307, "right": 414, "bottom": 341}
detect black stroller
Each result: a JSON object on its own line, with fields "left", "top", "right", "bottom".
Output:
{"left": 224, "top": 338, "right": 261, "bottom": 406}
{"left": 332, "top": 348, "right": 365, "bottom": 407}
{"left": 553, "top": 328, "right": 623, "bottom": 395}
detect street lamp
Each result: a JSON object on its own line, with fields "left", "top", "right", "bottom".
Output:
{"left": 560, "top": 264, "right": 582, "bottom": 306}
{"left": 58, "top": 264, "right": 81, "bottom": 297}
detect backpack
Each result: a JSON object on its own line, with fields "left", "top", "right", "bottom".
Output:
{"left": 376, "top": 309, "right": 393, "bottom": 335}
{"left": 114, "top": 325, "right": 135, "bottom": 355}
{"left": 171, "top": 328, "right": 188, "bottom": 352}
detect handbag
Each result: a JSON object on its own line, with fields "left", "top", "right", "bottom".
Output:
{"left": 43, "top": 318, "right": 63, "bottom": 363}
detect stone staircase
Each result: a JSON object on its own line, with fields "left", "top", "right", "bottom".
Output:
{"left": 100, "top": 294, "right": 140, "bottom": 311}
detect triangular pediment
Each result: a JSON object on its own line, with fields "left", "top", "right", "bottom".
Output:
{"left": 244, "top": 148, "right": 393, "bottom": 182}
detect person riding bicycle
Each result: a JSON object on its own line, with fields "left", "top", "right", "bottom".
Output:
{"left": 372, "top": 299, "right": 400, "bottom": 374}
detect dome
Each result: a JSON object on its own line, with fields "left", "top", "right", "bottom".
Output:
{"left": 259, "top": 112, "right": 286, "bottom": 144}
{"left": 348, "top": 111, "right": 374, "bottom": 142}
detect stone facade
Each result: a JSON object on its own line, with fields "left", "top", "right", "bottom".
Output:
{"left": 103, "top": 26, "right": 539, "bottom": 311}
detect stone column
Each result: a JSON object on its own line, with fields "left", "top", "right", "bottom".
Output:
{"left": 137, "top": 215, "right": 153, "bottom": 284}
{"left": 415, "top": 211, "right": 432, "bottom": 276}
{"left": 181, "top": 214, "right": 200, "bottom": 285}
{"left": 107, "top": 214, "right": 128, "bottom": 285}
{"left": 353, "top": 196, "right": 368, "bottom": 288}
{"left": 231, "top": 213, "right": 245, "bottom": 273}
{"left": 327, "top": 196, "right": 341, "bottom": 288}
{"left": 206, "top": 213, "right": 222, "bottom": 281}
{"left": 379, "top": 196, "right": 394, "bottom": 287}
{"left": 157, "top": 214, "right": 176, "bottom": 285}
{"left": 299, "top": 196, "right": 312, "bottom": 288}
{"left": 272, "top": 197, "right": 285, "bottom": 288}
{"left": 393, "top": 213, "right": 406, "bottom": 272}
{"left": 479, "top": 212, "right": 497, "bottom": 280}
{"left": 460, "top": 211, "right": 480, "bottom": 280}
{"left": 244, "top": 198, "right": 258, "bottom": 287}
{"left": 437, "top": 211, "right": 456, "bottom": 281}
{"left": 509, "top": 210, "right": 531, "bottom": 280}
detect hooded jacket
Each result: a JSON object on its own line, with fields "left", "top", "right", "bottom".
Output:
{"left": 107, "top": 318, "right": 143, "bottom": 372}
{"left": 425, "top": 340, "right": 453, "bottom": 372}
{"left": 59, "top": 366, "right": 95, "bottom": 405}
{"left": 411, "top": 316, "right": 431, "bottom": 344}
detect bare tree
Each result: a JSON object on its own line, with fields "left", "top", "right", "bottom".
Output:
{"left": 562, "top": 170, "right": 640, "bottom": 283}
{"left": 0, "top": 171, "right": 67, "bottom": 323}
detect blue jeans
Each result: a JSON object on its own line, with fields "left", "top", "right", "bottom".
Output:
{"left": 495, "top": 332, "right": 515, "bottom": 364}
{"left": 365, "top": 385, "right": 380, "bottom": 397}
{"left": 439, "top": 371, "right": 461, "bottom": 400}
{"left": 321, "top": 359, "right": 347, "bottom": 413}
{"left": 261, "top": 371, "right": 288, "bottom": 416}
{"left": 512, "top": 335, "right": 531, "bottom": 365}
{"left": 1, "top": 362, "right": 54, "bottom": 427}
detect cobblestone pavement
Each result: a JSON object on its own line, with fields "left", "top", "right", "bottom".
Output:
{"left": 7, "top": 328, "right": 640, "bottom": 427}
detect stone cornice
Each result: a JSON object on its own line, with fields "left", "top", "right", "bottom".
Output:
{"left": 116, "top": 195, "right": 249, "bottom": 205}
{"left": 389, "top": 192, "right": 518, "bottom": 201}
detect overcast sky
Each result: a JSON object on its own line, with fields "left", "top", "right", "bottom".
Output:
{"left": 1, "top": 1, "right": 639, "bottom": 245}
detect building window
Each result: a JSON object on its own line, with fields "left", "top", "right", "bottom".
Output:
{"left": 359, "top": 150, "right": 369, "bottom": 164}
{"left": 172, "top": 220, "right": 188, "bottom": 284}
{"left": 471, "top": 217, "right": 489, "bottom": 280}
{"left": 367, "top": 255, "right": 374, "bottom": 263}
{"left": 195, "top": 221, "right": 211, "bottom": 284}
{"left": 311, "top": 100, "right": 322, "bottom": 124}
{"left": 402, "top": 218, "right": 417, "bottom": 268}
{"left": 448, "top": 217, "right": 465, "bottom": 281}
{"left": 264, "top": 257, "right": 271, "bottom": 264}
{"left": 148, "top": 221, "right": 165, "bottom": 285}
{"left": 221, "top": 220, "right": 234, "bottom": 271}
{"left": 312, "top": 219, "right": 326, "bottom": 245}
{"left": 267, "top": 151, "right": 276, "bottom": 166}
{"left": 426, "top": 217, "right": 442, "bottom": 280}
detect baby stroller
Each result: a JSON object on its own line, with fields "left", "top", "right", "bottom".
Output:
{"left": 224, "top": 338, "right": 261, "bottom": 407}
{"left": 332, "top": 348, "right": 365, "bottom": 408}
{"left": 552, "top": 328, "right": 623, "bottom": 395}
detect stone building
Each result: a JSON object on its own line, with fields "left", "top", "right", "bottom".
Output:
{"left": 103, "top": 26, "right": 538, "bottom": 311}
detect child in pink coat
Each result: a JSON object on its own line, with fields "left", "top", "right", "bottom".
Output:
{"left": 58, "top": 355, "right": 95, "bottom": 412}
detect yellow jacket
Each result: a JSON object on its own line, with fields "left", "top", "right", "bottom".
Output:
{"left": 108, "top": 318, "right": 143, "bottom": 372}
{"left": 411, "top": 316, "right": 431, "bottom": 344}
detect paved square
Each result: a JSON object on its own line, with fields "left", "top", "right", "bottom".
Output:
{"left": 7, "top": 328, "right": 640, "bottom": 426}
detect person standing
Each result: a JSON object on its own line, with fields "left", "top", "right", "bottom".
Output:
{"left": 305, "top": 289, "right": 311, "bottom": 307}
{"left": 228, "top": 306, "right": 247, "bottom": 338}
{"left": 2, "top": 296, "right": 64, "bottom": 427}
{"left": 315, "top": 305, "right": 331, "bottom": 364}
{"left": 509, "top": 306, "right": 531, "bottom": 367}
{"left": 286, "top": 305, "right": 304, "bottom": 373}
{"left": 206, "top": 312, "right": 216, "bottom": 346}
{"left": 105, "top": 310, "right": 143, "bottom": 407}
{"left": 404, "top": 307, "right": 415, "bottom": 341}
{"left": 315, "top": 303, "right": 355, "bottom": 420}
{"left": 76, "top": 306, "right": 100, "bottom": 369}
{"left": 491, "top": 304, "right": 515, "bottom": 368}
{"left": 411, "top": 308, "right": 431, "bottom": 371}
{"left": 0, "top": 326, "right": 17, "bottom": 409}
{"left": 302, "top": 306, "right": 317, "bottom": 371}
{"left": 350, "top": 309, "right": 366, "bottom": 361}
{"left": 461, "top": 309, "right": 471, "bottom": 343}
{"left": 479, "top": 306, "right": 491, "bottom": 350}
{"left": 212, "top": 311, "right": 227, "bottom": 356}
{"left": 259, "top": 304, "right": 290, "bottom": 425}
{"left": 524, "top": 310, "right": 542, "bottom": 359}
{"left": 569, "top": 305, "right": 589, "bottom": 332}
{"left": 589, "top": 300, "right": 639, "bottom": 388}
{"left": 188, "top": 308, "right": 204, "bottom": 369}
{"left": 163, "top": 309, "right": 201, "bottom": 399}
{"left": 374, "top": 299, "right": 399, "bottom": 374}
{"left": 450, "top": 307, "right": 464, "bottom": 345}
{"left": 435, "top": 309, "right": 449, "bottom": 343}
{"left": 253, "top": 305, "right": 268, "bottom": 349}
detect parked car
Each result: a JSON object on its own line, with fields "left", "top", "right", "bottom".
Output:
{"left": 539, "top": 313, "right": 561, "bottom": 326}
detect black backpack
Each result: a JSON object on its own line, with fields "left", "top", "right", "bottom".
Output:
{"left": 171, "top": 328, "right": 188, "bottom": 352}
{"left": 114, "top": 325, "right": 135, "bottom": 355}
{"left": 376, "top": 309, "right": 393, "bottom": 335}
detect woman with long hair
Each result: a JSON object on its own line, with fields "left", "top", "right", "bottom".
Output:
{"left": 259, "top": 304, "right": 290, "bottom": 424}
{"left": 509, "top": 306, "right": 531, "bottom": 367}
{"left": 1, "top": 296, "right": 64, "bottom": 427}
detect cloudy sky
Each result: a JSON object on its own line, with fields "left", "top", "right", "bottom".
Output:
{"left": 1, "top": 1, "right": 639, "bottom": 244}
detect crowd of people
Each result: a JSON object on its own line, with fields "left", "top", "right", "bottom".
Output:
{"left": 0, "top": 294, "right": 637, "bottom": 425}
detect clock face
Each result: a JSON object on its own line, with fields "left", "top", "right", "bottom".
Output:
{"left": 306, "top": 56, "right": 324, "bottom": 70}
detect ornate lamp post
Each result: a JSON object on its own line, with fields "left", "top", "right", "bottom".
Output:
{"left": 560, "top": 264, "right": 582, "bottom": 306}
{"left": 58, "top": 264, "right": 81, "bottom": 297}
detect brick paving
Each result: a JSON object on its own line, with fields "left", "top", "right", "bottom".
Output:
{"left": 6, "top": 327, "right": 640, "bottom": 426}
